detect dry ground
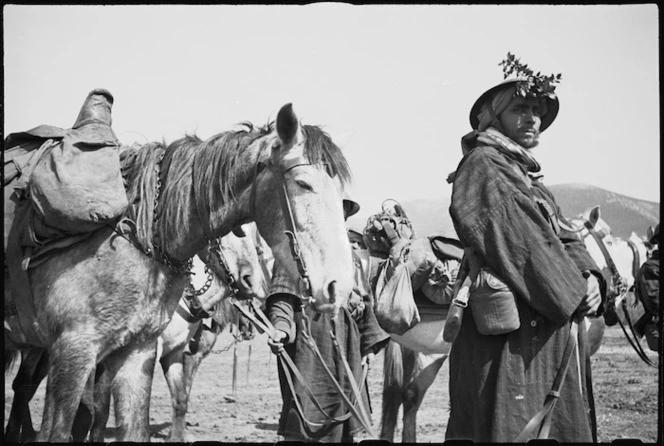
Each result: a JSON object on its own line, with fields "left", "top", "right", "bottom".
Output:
{"left": 4, "top": 324, "right": 660, "bottom": 443}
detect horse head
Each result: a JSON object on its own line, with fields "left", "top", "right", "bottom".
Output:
{"left": 571, "top": 206, "right": 648, "bottom": 326}
{"left": 243, "top": 104, "right": 354, "bottom": 315}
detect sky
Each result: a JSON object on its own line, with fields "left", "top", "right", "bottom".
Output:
{"left": 3, "top": 4, "right": 660, "bottom": 228}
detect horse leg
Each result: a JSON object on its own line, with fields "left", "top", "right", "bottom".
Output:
{"left": 161, "top": 344, "right": 189, "bottom": 442}
{"left": 5, "top": 348, "right": 48, "bottom": 443}
{"left": 37, "top": 335, "right": 98, "bottom": 442}
{"left": 110, "top": 340, "right": 158, "bottom": 442}
{"left": 163, "top": 320, "right": 218, "bottom": 442}
{"left": 70, "top": 367, "right": 97, "bottom": 442}
{"left": 379, "top": 340, "right": 404, "bottom": 442}
{"left": 401, "top": 352, "right": 448, "bottom": 443}
{"left": 89, "top": 357, "right": 118, "bottom": 442}
{"left": 183, "top": 320, "right": 219, "bottom": 396}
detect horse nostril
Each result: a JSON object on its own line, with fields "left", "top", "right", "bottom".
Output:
{"left": 242, "top": 275, "right": 253, "bottom": 291}
{"left": 327, "top": 280, "right": 337, "bottom": 304}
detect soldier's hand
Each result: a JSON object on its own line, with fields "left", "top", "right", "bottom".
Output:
{"left": 268, "top": 330, "right": 288, "bottom": 355}
{"left": 576, "top": 273, "right": 602, "bottom": 319}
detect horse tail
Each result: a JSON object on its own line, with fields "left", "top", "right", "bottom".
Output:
{"left": 380, "top": 340, "right": 404, "bottom": 440}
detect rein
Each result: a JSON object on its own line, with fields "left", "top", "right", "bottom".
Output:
{"left": 582, "top": 220, "right": 656, "bottom": 368}
{"left": 230, "top": 298, "right": 376, "bottom": 438}
{"left": 583, "top": 219, "right": 626, "bottom": 294}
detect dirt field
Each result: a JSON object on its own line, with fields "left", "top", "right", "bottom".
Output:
{"left": 4, "top": 324, "right": 659, "bottom": 443}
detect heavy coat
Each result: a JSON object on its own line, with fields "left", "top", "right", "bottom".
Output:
{"left": 446, "top": 134, "right": 605, "bottom": 442}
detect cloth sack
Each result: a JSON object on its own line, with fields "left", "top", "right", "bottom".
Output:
{"left": 29, "top": 128, "right": 127, "bottom": 234}
{"left": 374, "top": 258, "right": 420, "bottom": 335}
{"left": 4, "top": 128, "right": 65, "bottom": 251}
{"left": 401, "top": 237, "right": 439, "bottom": 291}
{"left": 27, "top": 89, "right": 128, "bottom": 236}
{"left": 421, "top": 235, "right": 464, "bottom": 304}
{"left": 421, "top": 259, "right": 459, "bottom": 305}
{"left": 468, "top": 267, "right": 520, "bottom": 335}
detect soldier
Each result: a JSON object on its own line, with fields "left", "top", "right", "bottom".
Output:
{"left": 446, "top": 56, "right": 605, "bottom": 442}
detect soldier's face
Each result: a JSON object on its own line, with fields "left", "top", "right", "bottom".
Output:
{"left": 498, "top": 97, "right": 542, "bottom": 149}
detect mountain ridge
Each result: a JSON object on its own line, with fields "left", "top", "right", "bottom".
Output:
{"left": 346, "top": 183, "right": 659, "bottom": 241}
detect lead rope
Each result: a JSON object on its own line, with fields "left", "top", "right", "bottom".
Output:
{"left": 620, "top": 298, "right": 657, "bottom": 367}
{"left": 297, "top": 310, "right": 376, "bottom": 437}
{"left": 230, "top": 298, "right": 375, "bottom": 438}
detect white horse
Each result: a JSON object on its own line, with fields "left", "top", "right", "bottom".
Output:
{"left": 571, "top": 206, "right": 652, "bottom": 364}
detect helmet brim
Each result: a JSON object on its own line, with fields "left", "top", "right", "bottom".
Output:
{"left": 469, "top": 78, "right": 559, "bottom": 132}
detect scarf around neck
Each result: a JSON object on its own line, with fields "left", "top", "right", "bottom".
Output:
{"left": 447, "top": 127, "right": 541, "bottom": 183}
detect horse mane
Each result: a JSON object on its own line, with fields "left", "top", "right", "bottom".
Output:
{"left": 155, "top": 123, "right": 273, "bottom": 254}
{"left": 119, "top": 141, "right": 167, "bottom": 251}
{"left": 122, "top": 120, "right": 352, "bottom": 258}
{"left": 301, "top": 124, "right": 353, "bottom": 188}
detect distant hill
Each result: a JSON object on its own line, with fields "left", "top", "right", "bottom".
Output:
{"left": 348, "top": 184, "right": 659, "bottom": 241}
{"left": 547, "top": 184, "right": 659, "bottom": 239}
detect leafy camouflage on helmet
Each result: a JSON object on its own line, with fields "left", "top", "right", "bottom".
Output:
{"left": 498, "top": 52, "right": 562, "bottom": 100}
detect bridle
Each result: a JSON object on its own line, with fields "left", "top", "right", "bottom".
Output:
{"left": 229, "top": 147, "right": 377, "bottom": 437}
{"left": 248, "top": 149, "right": 314, "bottom": 306}
{"left": 581, "top": 218, "right": 656, "bottom": 368}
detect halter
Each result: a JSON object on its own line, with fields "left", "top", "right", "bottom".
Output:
{"left": 581, "top": 218, "right": 656, "bottom": 368}
{"left": 249, "top": 150, "right": 313, "bottom": 305}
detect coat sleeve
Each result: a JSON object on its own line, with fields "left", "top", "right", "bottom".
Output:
{"left": 266, "top": 293, "right": 299, "bottom": 344}
{"left": 450, "top": 147, "right": 587, "bottom": 325}
{"left": 531, "top": 180, "right": 608, "bottom": 314}
{"left": 355, "top": 291, "right": 391, "bottom": 356}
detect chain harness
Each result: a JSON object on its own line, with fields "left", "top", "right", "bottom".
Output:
{"left": 150, "top": 151, "right": 193, "bottom": 276}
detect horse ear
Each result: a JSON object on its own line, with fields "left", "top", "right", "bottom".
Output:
{"left": 276, "top": 103, "right": 299, "bottom": 145}
{"left": 394, "top": 204, "right": 409, "bottom": 219}
{"left": 589, "top": 206, "right": 600, "bottom": 226}
{"left": 647, "top": 225, "right": 654, "bottom": 242}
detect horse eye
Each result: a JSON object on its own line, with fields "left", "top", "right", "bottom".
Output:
{"left": 295, "top": 180, "right": 314, "bottom": 192}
